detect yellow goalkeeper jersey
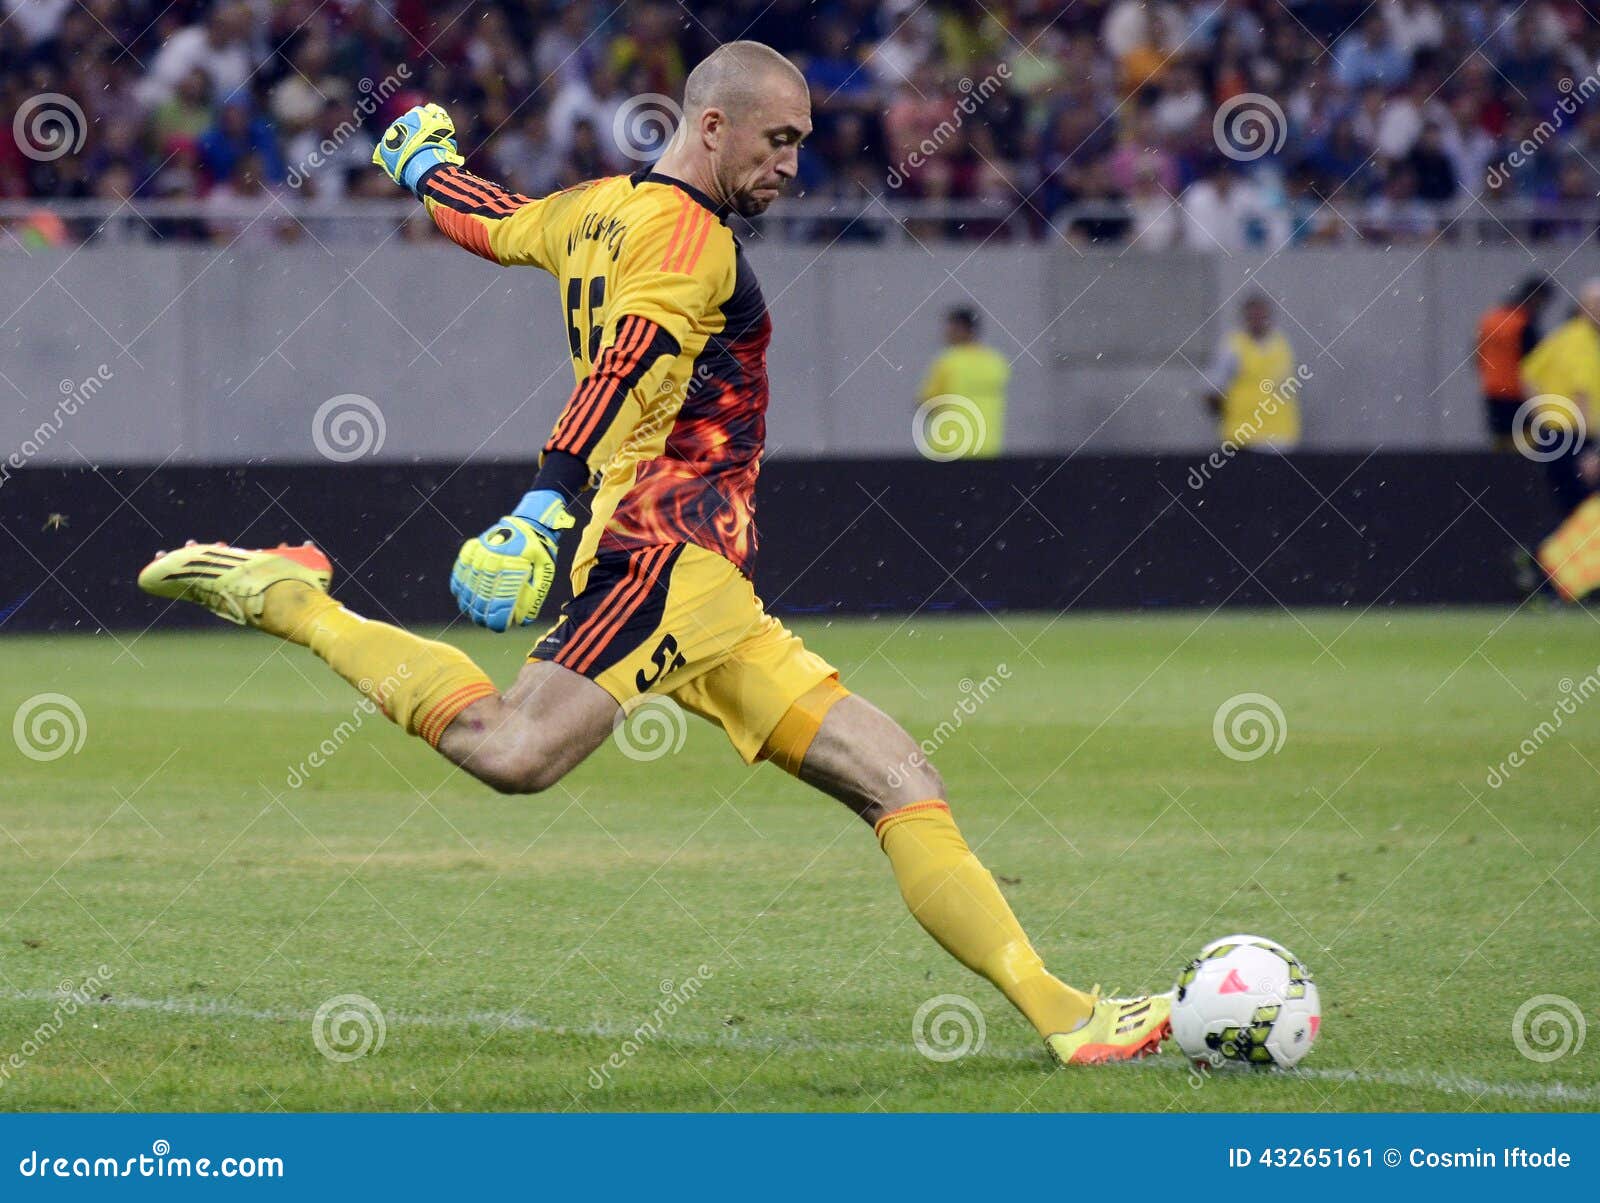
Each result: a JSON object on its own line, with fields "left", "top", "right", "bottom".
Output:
{"left": 419, "top": 164, "right": 768, "bottom": 577}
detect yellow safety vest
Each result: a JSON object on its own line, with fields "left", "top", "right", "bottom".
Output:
{"left": 1221, "top": 330, "right": 1299, "bottom": 447}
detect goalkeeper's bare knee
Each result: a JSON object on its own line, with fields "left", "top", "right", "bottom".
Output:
{"left": 434, "top": 664, "right": 618, "bottom": 795}
{"left": 440, "top": 699, "right": 569, "bottom": 795}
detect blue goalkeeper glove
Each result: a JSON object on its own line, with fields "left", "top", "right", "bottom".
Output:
{"left": 372, "top": 102, "right": 465, "bottom": 195}
{"left": 450, "top": 490, "right": 576, "bottom": 632}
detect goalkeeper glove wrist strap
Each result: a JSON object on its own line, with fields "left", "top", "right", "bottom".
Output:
{"left": 409, "top": 159, "right": 453, "bottom": 201}
{"left": 512, "top": 489, "right": 573, "bottom": 547}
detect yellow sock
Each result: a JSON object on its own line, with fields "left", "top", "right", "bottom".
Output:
{"left": 262, "top": 583, "right": 495, "bottom": 746}
{"left": 876, "top": 801, "right": 1094, "bottom": 1038}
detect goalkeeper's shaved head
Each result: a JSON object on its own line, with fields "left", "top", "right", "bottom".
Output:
{"left": 656, "top": 40, "right": 811, "bottom": 218}
{"left": 683, "top": 41, "right": 807, "bottom": 119}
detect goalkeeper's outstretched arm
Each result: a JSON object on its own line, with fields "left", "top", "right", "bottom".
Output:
{"left": 372, "top": 101, "right": 592, "bottom": 271}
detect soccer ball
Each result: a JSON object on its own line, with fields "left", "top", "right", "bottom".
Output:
{"left": 1171, "top": 934, "right": 1321, "bottom": 1069}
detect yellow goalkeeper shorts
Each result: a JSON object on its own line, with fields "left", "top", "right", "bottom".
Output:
{"left": 530, "top": 543, "right": 838, "bottom": 763}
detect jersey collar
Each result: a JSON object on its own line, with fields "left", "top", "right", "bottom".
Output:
{"left": 631, "top": 168, "right": 731, "bottom": 222}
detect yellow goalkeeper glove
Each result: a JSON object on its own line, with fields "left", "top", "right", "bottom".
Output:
{"left": 372, "top": 102, "right": 465, "bottom": 195}
{"left": 450, "top": 491, "right": 576, "bottom": 632}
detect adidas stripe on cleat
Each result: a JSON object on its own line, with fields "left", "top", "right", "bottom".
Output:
{"left": 1045, "top": 991, "right": 1173, "bottom": 1066}
{"left": 137, "top": 541, "right": 332, "bottom": 627}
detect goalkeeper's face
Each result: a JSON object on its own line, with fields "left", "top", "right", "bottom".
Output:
{"left": 715, "top": 80, "right": 810, "bottom": 218}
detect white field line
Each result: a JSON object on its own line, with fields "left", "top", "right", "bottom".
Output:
{"left": 2, "top": 989, "right": 1595, "bottom": 1105}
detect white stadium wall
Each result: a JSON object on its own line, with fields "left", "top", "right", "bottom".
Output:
{"left": 4, "top": 244, "right": 1599, "bottom": 465}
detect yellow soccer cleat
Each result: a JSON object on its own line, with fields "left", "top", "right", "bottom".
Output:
{"left": 137, "top": 541, "right": 332, "bottom": 628}
{"left": 1045, "top": 991, "right": 1172, "bottom": 1065}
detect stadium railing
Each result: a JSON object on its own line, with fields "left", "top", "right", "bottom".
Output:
{"left": 2, "top": 198, "right": 1596, "bottom": 245}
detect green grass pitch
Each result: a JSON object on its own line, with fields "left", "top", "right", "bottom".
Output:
{"left": 1, "top": 610, "right": 1596, "bottom": 1112}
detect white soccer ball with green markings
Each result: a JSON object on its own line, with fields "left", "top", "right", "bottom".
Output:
{"left": 1172, "top": 934, "right": 1321, "bottom": 1069}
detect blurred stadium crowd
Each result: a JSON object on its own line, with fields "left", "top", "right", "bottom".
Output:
{"left": 4, "top": 0, "right": 1600, "bottom": 247}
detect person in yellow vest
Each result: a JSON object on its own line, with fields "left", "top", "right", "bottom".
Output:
{"left": 1202, "top": 293, "right": 1301, "bottom": 451}
{"left": 916, "top": 307, "right": 1011, "bottom": 458}
{"left": 1521, "top": 280, "right": 1600, "bottom": 515}
{"left": 1525, "top": 280, "right": 1600, "bottom": 600}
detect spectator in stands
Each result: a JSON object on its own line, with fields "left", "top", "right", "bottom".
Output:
{"left": 202, "top": 150, "right": 287, "bottom": 247}
{"left": 135, "top": 2, "right": 253, "bottom": 110}
{"left": 918, "top": 306, "right": 1011, "bottom": 458}
{"left": 491, "top": 110, "right": 565, "bottom": 198}
{"left": 284, "top": 99, "right": 375, "bottom": 208}
{"left": 149, "top": 69, "right": 215, "bottom": 157}
{"left": 1332, "top": 12, "right": 1412, "bottom": 90}
{"left": 199, "top": 96, "right": 284, "bottom": 188}
{"left": 4, "top": 0, "right": 1599, "bottom": 249}
{"left": 1202, "top": 293, "right": 1302, "bottom": 452}
{"left": 1181, "top": 163, "right": 1290, "bottom": 253}
{"left": 1361, "top": 164, "right": 1437, "bottom": 242}
{"left": 1407, "top": 122, "right": 1459, "bottom": 204}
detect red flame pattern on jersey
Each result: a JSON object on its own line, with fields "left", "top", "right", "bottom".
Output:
{"left": 600, "top": 291, "right": 771, "bottom": 576}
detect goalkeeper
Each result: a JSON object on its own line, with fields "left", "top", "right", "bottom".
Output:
{"left": 138, "top": 42, "right": 1169, "bottom": 1065}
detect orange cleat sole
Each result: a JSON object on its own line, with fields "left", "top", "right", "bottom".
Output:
{"left": 1062, "top": 1017, "right": 1172, "bottom": 1065}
